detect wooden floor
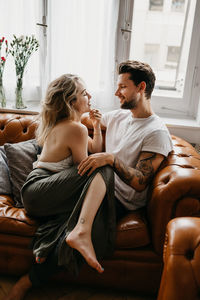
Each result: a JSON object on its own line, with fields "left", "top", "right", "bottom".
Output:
{"left": 0, "top": 275, "right": 157, "bottom": 300}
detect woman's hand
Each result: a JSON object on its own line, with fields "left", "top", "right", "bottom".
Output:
{"left": 88, "top": 109, "right": 103, "bottom": 153}
{"left": 89, "top": 109, "right": 102, "bottom": 129}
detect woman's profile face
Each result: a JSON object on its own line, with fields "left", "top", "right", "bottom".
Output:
{"left": 73, "top": 80, "right": 92, "bottom": 114}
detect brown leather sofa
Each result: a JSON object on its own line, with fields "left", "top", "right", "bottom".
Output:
{"left": 158, "top": 217, "right": 200, "bottom": 300}
{"left": 0, "top": 111, "right": 200, "bottom": 295}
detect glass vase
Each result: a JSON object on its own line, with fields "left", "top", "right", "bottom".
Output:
{"left": 0, "top": 83, "right": 6, "bottom": 108}
{"left": 15, "top": 78, "right": 26, "bottom": 109}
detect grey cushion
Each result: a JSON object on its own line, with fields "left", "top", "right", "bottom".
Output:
{"left": 0, "top": 146, "right": 12, "bottom": 194}
{"left": 4, "top": 139, "right": 39, "bottom": 207}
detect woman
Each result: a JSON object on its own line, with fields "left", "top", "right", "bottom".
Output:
{"left": 6, "top": 74, "right": 116, "bottom": 300}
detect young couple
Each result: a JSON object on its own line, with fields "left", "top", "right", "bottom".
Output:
{"left": 6, "top": 60, "right": 173, "bottom": 300}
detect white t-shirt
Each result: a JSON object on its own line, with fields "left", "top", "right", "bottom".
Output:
{"left": 101, "top": 109, "right": 173, "bottom": 210}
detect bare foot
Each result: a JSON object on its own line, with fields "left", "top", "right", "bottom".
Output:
{"left": 35, "top": 256, "right": 46, "bottom": 264}
{"left": 6, "top": 274, "right": 32, "bottom": 300}
{"left": 66, "top": 227, "right": 104, "bottom": 274}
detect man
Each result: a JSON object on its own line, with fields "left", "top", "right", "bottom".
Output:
{"left": 78, "top": 60, "right": 173, "bottom": 216}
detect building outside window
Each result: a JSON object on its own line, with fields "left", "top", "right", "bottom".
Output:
{"left": 166, "top": 46, "right": 180, "bottom": 68}
{"left": 144, "top": 44, "right": 160, "bottom": 70}
{"left": 149, "top": 0, "right": 164, "bottom": 11}
{"left": 126, "top": 0, "right": 199, "bottom": 119}
{"left": 171, "top": 0, "right": 185, "bottom": 12}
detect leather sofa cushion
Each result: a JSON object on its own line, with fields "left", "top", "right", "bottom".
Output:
{"left": 0, "top": 195, "right": 38, "bottom": 236}
{"left": 0, "top": 196, "right": 150, "bottom": 249}
{"left": 116, "top": 209, "right": 150, "bottom": 249}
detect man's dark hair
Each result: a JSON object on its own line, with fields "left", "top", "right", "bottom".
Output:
{"left": 117, "top": 60, "right": 156, "bottom": 99}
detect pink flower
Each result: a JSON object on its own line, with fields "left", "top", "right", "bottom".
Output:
{"left": 1, "top": 57, "right": 6, "bottom": 61}
{"left": 5, "top": 40, "right": 8, "bottom": 44}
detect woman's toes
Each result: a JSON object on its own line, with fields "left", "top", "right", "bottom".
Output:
{"left": 35, "top": 257, "right": 46, "bottom": 264}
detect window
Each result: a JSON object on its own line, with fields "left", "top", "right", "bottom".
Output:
{"left": 1, "top": 0, "right": 119, "bottom": 111}
{"left": 0, "top": 0, "right": 40, "bottom": 103}
{"left": 1, "top": 0, "right": 200, "bottom": 121}
{"left": 167, "top": 46, "right": 180, "bottom": 64}
{"left": 149, "top": 0, "right": 164, "bottom": 11}
{"left": 144, "top": 44, "right": 160, "bottom": 69}
{"left": 118, "top": 0, "right": 200, "bottom": 119}
{"left": 171, "top": 0, "right": 185, "bottom": 12}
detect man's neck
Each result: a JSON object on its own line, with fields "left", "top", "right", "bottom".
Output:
{"left": 130, "top": 99, "right": 154, "bottom": 118}
{"left": 131, "top": 110, "right": 154, "bottom": 118}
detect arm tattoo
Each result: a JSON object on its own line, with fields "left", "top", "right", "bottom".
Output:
{"left": 113, "top": 153, "right": 157, "bottom": 188}
{"left": 113, "top": 157, "right": 141, "bottom": 186}
{"left": 136, "top": 153, "right": 156, "bottom": 185}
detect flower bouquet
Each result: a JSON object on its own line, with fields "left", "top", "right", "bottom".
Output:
{"left": 10, "top": 35, "right": 39, "bottom": 109}
{"left": 0, "top": 37, "right": 8, "bottom": 107}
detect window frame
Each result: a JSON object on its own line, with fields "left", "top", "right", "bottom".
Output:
{"left": 116, "top": 0, "right": 200, "bottom": 120}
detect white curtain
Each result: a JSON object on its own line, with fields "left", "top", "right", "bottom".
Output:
{"left": 1, "top": 0, "right": 120, "bottom": 110}
{"left": 48, "top": 0, "right": 120, "bottom": 111}
{"left": 0, "top": 0, "right": 40, "bottom": 103}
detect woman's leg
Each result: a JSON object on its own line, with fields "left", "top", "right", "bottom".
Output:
{"left": 66, "top": 173, "right": 106, "bottom": 273}
{"left": 6, "top": 245, "right": 60, "bottom": 300}
{"left": 5, "top": 274, "right": 32, "bottom": 300}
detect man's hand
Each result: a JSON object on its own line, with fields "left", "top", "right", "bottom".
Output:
{"left": 78, "top": 153, "right": 114, "bottom": 176}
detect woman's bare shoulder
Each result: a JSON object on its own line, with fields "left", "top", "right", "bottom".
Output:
{"left": 56, "top": 120, "right": 88, "bottom": 137}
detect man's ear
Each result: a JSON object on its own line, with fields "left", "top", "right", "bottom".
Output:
{"left": 139, "top": 81, "right": 146, "bottom": 92}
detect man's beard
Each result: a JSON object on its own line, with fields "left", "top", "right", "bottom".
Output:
{"left": 120, "top": 98, "right": 138, "bottom": 109}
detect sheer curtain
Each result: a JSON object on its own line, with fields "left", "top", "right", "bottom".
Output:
{"left": 0, "top": 0, "right": 40, "bottom": 103}
{"left": 48, "top": 0, "right": 120, "bottom": 111}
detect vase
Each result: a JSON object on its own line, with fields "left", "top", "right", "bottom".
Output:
{"left": 15, "top": 77, "right": 26, "bottom": 109}
{"left": 0, "top": 83, "right": 6, "bottom": 108}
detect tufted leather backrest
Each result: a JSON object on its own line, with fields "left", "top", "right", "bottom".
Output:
{"left": 147, "top": 135, "right": 200, "bottom": 255}
{"left": 0, "top": 113, "right": 38, "bottom": 146}
{"left": 1, "top": 112, "right": 200, "bottom": 256}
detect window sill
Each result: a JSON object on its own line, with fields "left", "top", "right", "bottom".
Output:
{"left": 0, "top": 101, "right": 40, "bottom": 115}
{"left": 163, "top": 117, "right": 200, "bottom": 144}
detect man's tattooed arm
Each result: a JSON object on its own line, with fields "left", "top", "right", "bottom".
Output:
{"left": 113, "top": 151, "right": 165, "bottom": 192}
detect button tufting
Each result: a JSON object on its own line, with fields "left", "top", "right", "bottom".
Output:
{"left": 23, "top": 127, "right": 27, "bottom": 133}
{"left": 185, "top": 250, "right": 194, "bottom": 260}
{"left": 174, "top": 144, "right": 185, "bottom": 147}
{"left": 177, "top": 154, "right": 189, "bottom": 157}
{"left": 162, "top": 175, "right": 170, "bottom": 184}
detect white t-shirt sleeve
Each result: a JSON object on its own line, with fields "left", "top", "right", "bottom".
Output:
{"left": 142, "top": 130, "right": 173, "bottom": 157}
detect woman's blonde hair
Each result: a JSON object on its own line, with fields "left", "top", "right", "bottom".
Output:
{"left": 36, "top": 74, "right": 81, "bottom": 145}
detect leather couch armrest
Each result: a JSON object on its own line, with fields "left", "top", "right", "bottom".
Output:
{"left": 147, "top": 136, "right": 200, "bottom": 255}
{"left": 157, "top": 217, "right": 200, "bottom": 300}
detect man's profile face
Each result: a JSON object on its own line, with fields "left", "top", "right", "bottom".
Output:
{"left": 115, "top": 73, "right": 140, "bottom": 109}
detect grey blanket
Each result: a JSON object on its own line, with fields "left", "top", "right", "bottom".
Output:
{"left": 21, "top": 165, "right": 116, "bottom": 275}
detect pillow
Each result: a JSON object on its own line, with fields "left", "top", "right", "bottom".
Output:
{"left": 0, "top": 146, "right": 12, "bottom": 194}
{"left": 4, "top": 139, "right": 40, "bottom": 207}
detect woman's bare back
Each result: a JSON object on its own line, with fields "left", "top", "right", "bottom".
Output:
{"left": 39, "top": 119, "right": 89, "bottom": 164}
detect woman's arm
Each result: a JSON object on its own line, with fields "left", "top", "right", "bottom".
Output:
{"left": 69, "top": 123, "right": 89, "bottom": 164}
{"left": 88, "top": 109, "right": 103, "bottom": 153}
